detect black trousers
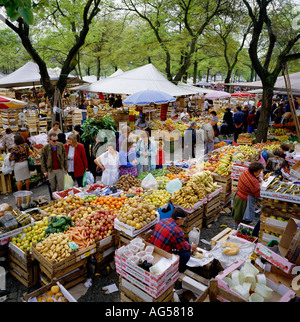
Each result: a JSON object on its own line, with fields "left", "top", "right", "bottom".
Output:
{"left": 68, "top": 172, "right": 83, "bottom": 187}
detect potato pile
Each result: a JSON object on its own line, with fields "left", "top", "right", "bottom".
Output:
{"left": 115, "top": 175, "right": 141, "bottom": 191}
{"left": 116, "top": 196, "right": 157, "bottom": 230}
{"left": 35, "top": 233, "right": 72, "bottom": 263}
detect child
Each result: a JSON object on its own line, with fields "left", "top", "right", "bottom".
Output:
{"left": 155, "top": 140, "right": 166, "bottom": 169}
{"left": 94, "top": 142, "right": 119, "bottom": 186}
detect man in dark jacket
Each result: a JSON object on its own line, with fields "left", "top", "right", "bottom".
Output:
{"left": 184, "top": 121, "right": 197, "bottom": 159}
{"left": 233, "top": 106, "right": 245, "bottom": 142}
{"left": 41, "top": 132, "right": 67, "bottom": 193}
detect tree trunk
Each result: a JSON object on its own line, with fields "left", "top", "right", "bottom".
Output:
{"left": 224, "top": 69, "right": 232, "bottom": 92}
{"left": 256, "top": 85, "right": 273, "bottom": 143}
{"left": 96, "top": 57, "right": 101, "bottom": 80}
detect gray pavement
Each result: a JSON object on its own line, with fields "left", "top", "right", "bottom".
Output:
{"left": 0, "top": 182, "right": 259, "bottom": 302}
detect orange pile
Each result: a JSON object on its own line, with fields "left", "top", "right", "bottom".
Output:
{"left": 166, "top": 172, "right": 178, "bottom": 180}
{"left": 90, "top": 195, "right": 128, "bottom": 210}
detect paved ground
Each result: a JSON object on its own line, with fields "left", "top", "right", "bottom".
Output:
{"left": 0, "top": 182, "right": 259, "bottom": 302}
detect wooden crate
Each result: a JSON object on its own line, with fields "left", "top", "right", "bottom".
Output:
{"left": 31, "top": 243, "right": 93, "bottom": 288}
{"left": 116, "top": 227, "right": 154, "bottom": 247}
{"left": 8, "top": 243, "right": 39, "bottom": 288}
{"left": 209, "top": 279, "right": 247, "bottom": 302}
{"left": 212, "top": 174, "right": 231, "bottom": 207}
{"left": 203, "top": 194, "right": 221, "bottom": 227}
{"left": 211, "top": 228, "right": 236, "bottom": 246}
{"left": 231, "top": 178, "right": 238, "bottom": 198}
{"left": 0, "top": 173, "right": 12, "bottom": 194}
{"left": 119, "top": 277, "right": 174, "bottom": 302}
{"left": 181, "top": 206, "right": 204, "bottom": 238}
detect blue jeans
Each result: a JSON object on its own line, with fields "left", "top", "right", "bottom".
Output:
{"left": 173, "top": 250, "right": 191, "bottom": 272}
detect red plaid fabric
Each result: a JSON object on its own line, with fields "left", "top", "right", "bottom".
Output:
{"left": 150, "top": 218, "right": 191, "bottom": 253}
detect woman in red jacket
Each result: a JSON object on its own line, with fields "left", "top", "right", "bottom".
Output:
{"left": 64, "top": 133, "right": 88, "bottom": 187}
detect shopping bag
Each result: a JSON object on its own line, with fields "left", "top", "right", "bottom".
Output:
{"left": 82, "top": 172, "right": 87, "bottom": 187}
{"left": 141, "top": 173, "right": 158, "bottom": 190}
{"left": 64, "top": 173, "right": 74, "bottom": 190}
{"left": 85, "top": 171, "right": 94, "bottom": 185}
{"left": 165, "top": 178, "right": 182, "bottom": 193}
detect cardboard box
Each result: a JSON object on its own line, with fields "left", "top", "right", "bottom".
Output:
{"left": 114, "top": 216, "right": 159, "bottom": 237}
{"left": 279, "top": 218, "right": 300, "bottom": 265}
{"left": 215, "top": 260, "right": 295, "bottom": 302}
{"left": 290, "top": 160, "right": 300, "bottom": 179}
{"left": 254, "top": 243, "right": 296, "bottom": 274}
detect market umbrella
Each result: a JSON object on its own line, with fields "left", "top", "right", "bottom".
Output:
{"left": 0, "top": 96, "right": 27, "bottom": 109}
{"left": 231, "top": 92, "right": 257, "bottom": 98}
{"left": 203, "top": 91, "right": 231, "bottom": 100}
{"left": 123, "top": 89, "right": 176, "bottom": 105}
{"left": 196, "top": 81, "right": 211, "bottom": 86}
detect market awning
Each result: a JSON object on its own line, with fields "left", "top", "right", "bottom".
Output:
{"left": 231, "top": 92, "right": 257, "bottom": 98}
{"left": 226, "top": 71, "right": 300, "bottom": 94}
{"left": 70, "top": 63, "right": 197, "bottom": 96}
{"left": 0, "top": 95, "right": 27, "bottom": 109}
{"left": 0, "top": 61, "right": 86, "bottom": 89}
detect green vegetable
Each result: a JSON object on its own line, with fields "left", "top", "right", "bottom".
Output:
{"left": 52, "top": 218, "right": 66, "bottom": 228}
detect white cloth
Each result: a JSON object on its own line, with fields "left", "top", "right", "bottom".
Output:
{"left": 67, "top": 146, "right": 75, "bottom": 172}
{"left": 98, "top": 151, "right": 120, "bottom": 186}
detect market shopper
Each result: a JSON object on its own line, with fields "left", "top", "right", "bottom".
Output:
{"left": 150, "top": 207, "right": 198, "bottom": 272}
{"left": 48, "top": 121, "right": 62, "bottom": 136}
{"left": 203, "top": 117, "right": 216, "bottom": 154}
{"left": 119, "top": 139, "right": 138, "bottom": 177}
{"left": 265, "top": 148, "right": 286, "bottom": 172}
{"left": 0, "top": 128, "right": 15, "bottom": 152}
{"left": 41, "top": 132, "right": 67, "bottom": 194}
{"left": 94, "top": 142, "right": 119, "bottom": 186}
{"left": 184, "top": 121, "right": 197, "bottom": 159}
{"left": 232, "top": 161, "right": 264, "bottom": 229}
{"left": 222, "top": 107, "right": 234, "bottom": 135}
{"left": 233, "top": 106, "right": 245, "bottom": 142}
{"left": 247, "top": 108, "right": 256, "bottom": 133}
{"left": 135, "top": 131, "right": 157, "bottom": 173}
{"left": 9, "top": 134, "right": 30, "bottom": 191}
{"left": 64, "top": 134, "right": 88, "bottom": 187}
{"left": 117, "top": 125, "right": 131, "bottom": 152}
{"left": 155, "top": 141, "right": 166, "bottom": 169}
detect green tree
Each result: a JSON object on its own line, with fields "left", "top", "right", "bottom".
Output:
{"left": 243, "top": 0, "right": 300, "bottom": 142}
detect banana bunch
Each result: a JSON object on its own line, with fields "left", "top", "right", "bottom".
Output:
{"left": 171, "top": 182, "right": 206, "bottom": 209}
{"left": 191, "top": 171, "right": 219, "bottom": 194}
{"left": 215, "top": 155, "right": 232, "bottom": 176}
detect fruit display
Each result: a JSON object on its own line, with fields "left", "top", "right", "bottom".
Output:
{"left": 150, "top": 168, "right": 170, "bottom": 178}
{"left": 236, "top": 225, "right": 257, "bottom": 242}
{"left": 171, "top": 171, "right": 219, "bottom": 208}
{"left": 141, "top": 189, "right": 172, "bottom": 207}
{"left": 85, "top": 183, "right": 107, "bottom": 193}
{"left": 89, "top": 195, "right": 128, "bottom": 210}
{"left": 82, "top": 194, "right": 98, "bottom": 203}
{"left": 72, "top": 209, "right": 116, "bottom": 244}
{"left": 167, "top": 164, "right": 184, "bottom": 175}
{"left": 11, "top": 218, "right": 49, "bottom": 252}
{"left": 122, "top": 186, "right": 145, "bottom": 197}
{"left": 115, "top": 197, "right": 157, "bottom": 231}
{"left": 115, "top": 175, "right": 141, "bottom": 191}
{"left": 36, "top": 285, "right": 69, "bottom": 302}
{"left": 53, "top": 187, "right": 82, "bottom": 199}
{"left": 44, "top": 195, "right": 86, "bottom": 216}
{"left": 156, "top": 176, "right": 170, "bottom": 189}
{"left": 214, "top": 154, "right": 233, "bottom": 176}
{"left": 34, "top": 232, "right": 72, "bottom": 263}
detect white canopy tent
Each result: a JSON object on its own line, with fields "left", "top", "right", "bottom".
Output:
{"left": 177, "top": 82, "right": 221, "bottom": 95}
{"left": 226, "top": 71, "right": 300, "bottom": 94}
{"left": 0, "top": 61, "right": 85, "bottom": 89}
{"left": 71, "top": 63, "right": 197, "bottom": 96}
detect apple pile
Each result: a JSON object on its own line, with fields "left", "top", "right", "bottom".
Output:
{"left": 74, "top": 209, "right": 116, "bottom": 241}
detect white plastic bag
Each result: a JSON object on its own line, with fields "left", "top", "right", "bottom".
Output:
{"left": 64, "top": 173, "right": 74, "bottom": 190}
{"left": 165, "top": 178, "right": 182, "bottom": 193}
{"left": 85, "top": 171, "right": 95, "bottom": 185}
{"left": 2, "top": 154, "right": 14, "bottom": 175}
{"left": 141, "top": 173, "right": 158, "bottom": 190}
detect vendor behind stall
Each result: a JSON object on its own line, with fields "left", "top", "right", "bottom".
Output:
{"left": 150, "top": 207, "right": 198, "bottom": 272}
{"left": 232, "top": 161, "right": 264, "bottom": 229}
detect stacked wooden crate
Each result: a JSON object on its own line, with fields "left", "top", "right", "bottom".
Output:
{"left": 8, "top": 242, "right": 39, "bottom": 288}
{"left": 181, "top": 206, "right": 204, "bottom": 238}
{"left": 1, "top": 109, "right": 19, "bottom": 132}
{"left": 72, "top": 108, "right": 82, "bottom": 127}
{"left": 204, "top": 194, "right": 221, "bottom": 227}
{"left": 259, "top": 198, "right": 300, "bottom": 246}
{"left": 25, "top": 110, "right": 38, "bottom": 134}
{"left": 38, "top": 118, "right": 48, "bottom": 134}
{"left": 212, "top": 174, "right": 231, "bottom": 207}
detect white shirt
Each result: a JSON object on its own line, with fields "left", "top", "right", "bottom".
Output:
{"left": 67, "top": 146, "right": 75, "bottom": 172}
